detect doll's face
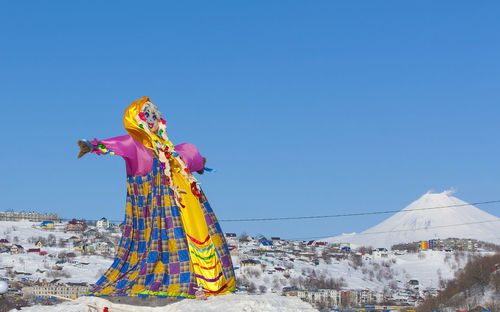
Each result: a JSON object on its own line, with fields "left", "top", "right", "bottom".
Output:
{"left": 142, "top": 103, "right": 160, "bottom": 131}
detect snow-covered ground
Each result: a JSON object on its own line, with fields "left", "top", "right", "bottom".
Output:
{"left": 0, "top": 221, "right": 113, "bottom": 284}
{"left": 11, "top": 293, "right": 318, "bottom": 312}
{"left": 236, "top": 240, "right": 469, "bottom": 294}
{"left": 0, "top": 219, "right": 491, "bottom": 311}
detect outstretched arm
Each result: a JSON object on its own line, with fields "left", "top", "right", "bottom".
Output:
{"left": 76, "top": 135, "right": 153, "bottom": 176}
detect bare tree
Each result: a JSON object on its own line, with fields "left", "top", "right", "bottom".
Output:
{"left": 58, "top": 238, "right": 67, "bottom": 248}
{"left": 348, "top": 254, "right": 362, "bottom": 269}
{"left": 247, "top": 282, "right": 257, "bottom": 293}
{"left": 238, "top": 232, "right": 250, "bottom": 243}
{"left": 47, "top": 234, "right": 57, "bottom": 247}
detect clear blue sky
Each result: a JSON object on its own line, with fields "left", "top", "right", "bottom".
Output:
{"left": 1, "top": 1, "right": 499, "bottom": 240}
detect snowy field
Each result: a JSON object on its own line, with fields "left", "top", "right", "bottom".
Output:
{"left": 0, "top": 219, "right": 490, "bottom": 310}
{"left": 0, "top": 221, "right": 114, "bottom": 284}
{"left": 10, "top": 293, "right": 318, "bottom": 312}
{"left": 0, "top": 220, "right": 479, "bottom": 291}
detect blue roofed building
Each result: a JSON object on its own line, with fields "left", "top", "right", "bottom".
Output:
{"left": 40, "top": 221, "right": 55, "bottom": 229}
{"left": 259, "top": 241, "right": 273, "bottom": 251}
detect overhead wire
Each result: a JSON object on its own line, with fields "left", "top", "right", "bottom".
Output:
{"left": 61, "top": 199, "right": 500, "bottom": 224}
{"left": 60, "top": 199, "right": 500, "bottom": 241}
{"left": 218, "top": 199, "right": 500, "bottom": 222}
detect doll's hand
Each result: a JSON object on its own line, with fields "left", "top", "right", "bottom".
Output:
{"left": 77, "top": 140, "right": 92, "bottom": 158}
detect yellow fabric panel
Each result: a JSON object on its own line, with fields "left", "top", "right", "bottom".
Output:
{"left": 142, "top": 182, "right": 149, "bottom": 199}
{"left": 132, "top": 284, "right": 144, "bottom": 293}
{"left": 125, "top": 202, "right": 133, "bottom": 217}
{"left": 128, "top": 270, "right": 139, "bottom": 282}
{"left": 129, "top": 251, "right": 138, "bottom": 266}
{"left": 107, "top": 269, "right": 119, "bottom": 281}
{"left": 169, "top": 158, "right": 231, "bottom": 292}
{"left": 168, "top": 238, "right": 178, "bottom": 252}
{"left": 170, "top": 162, "right": 208, "bottom": 242}
{"left": 211, "top": 234, "right": 222, "bottom": 248}
{"left": 154, "top": 261, "right": 165, "bottom": 274}
{"left": 101, "top": 286, "right": 114, "bottom": 295}
{"left": 167, "top": 284, "right": 180, "bottom": 293}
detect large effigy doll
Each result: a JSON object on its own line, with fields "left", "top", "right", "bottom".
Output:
{"left": 77, "top": 96, "right": 235, "bottom": 299}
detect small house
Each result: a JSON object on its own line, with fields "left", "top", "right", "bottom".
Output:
{"left": 10, "top": 244, "right": 24, "bottom": 254}
{"left": 73, "top": 241, "right": 85, "bottom": 252}
{"left": 66, "top": 219, "right": 86, "bottom": 231}
{"left": 96, "top": 217, "right": 110, "bottom": 230}
{"left": 259, "top": 241, "right": 273, "bottom": 251}
{"left": 372, "top": 248, "right": 389, "bottom": 259}
{"left": 40, "top": 221, "right": 55, "bottom": 229}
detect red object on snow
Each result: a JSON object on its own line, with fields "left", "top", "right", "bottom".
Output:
{"left": 103, "top": 308, "right": 109, "bottom": 312}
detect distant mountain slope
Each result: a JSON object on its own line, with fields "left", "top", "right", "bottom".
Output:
{"left": 325, "top": 190, "right": 500, "bottom": 248}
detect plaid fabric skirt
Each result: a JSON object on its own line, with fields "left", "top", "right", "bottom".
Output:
{"left": 89, "top": 158, "right": 235, "bottom": 298}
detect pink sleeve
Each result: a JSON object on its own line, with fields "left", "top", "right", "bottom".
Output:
{"left": 174, "top": 143, "right": 204, "bottom": 173}
{"left": 88, "top": 135, "right": 154, "bottom": 176}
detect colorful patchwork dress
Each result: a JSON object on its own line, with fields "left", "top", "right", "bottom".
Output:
{"left": 86, "top": 97, "right": 235, "bottom": 299}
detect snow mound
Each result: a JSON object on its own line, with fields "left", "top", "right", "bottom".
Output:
{"left": 325, "top": 190, "right": 500, "bottom": 248}
{"left": 12, "top": 294, "right": 318, "bottom": 312}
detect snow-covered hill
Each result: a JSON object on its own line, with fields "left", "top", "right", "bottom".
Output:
{"left": 325, "top": 190, "right": 500, "bottom": 248}
{"left": 0, "top": 211, "right": 495, "bottom": 311}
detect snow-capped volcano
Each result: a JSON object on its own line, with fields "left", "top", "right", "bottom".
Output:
{"left": 325, "top": 190, "right": 500, "bottom": 248}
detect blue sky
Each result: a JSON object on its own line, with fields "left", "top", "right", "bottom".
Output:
{"left": 1, "top": 1, "right": 499, "bottom": 240}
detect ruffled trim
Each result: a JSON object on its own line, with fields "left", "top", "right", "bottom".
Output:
{"left": 84, "top": 139, "right": 115, "bottom": 155}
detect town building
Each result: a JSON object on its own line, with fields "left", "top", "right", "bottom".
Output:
{"left": 372, "top": 248, "right": 389, "bottom": 259}
{"left": 259, "top": 241, "right": 273, "bottom": 251}
{"left": 40, "top": 221, "right": 55, "bottom": 229}
{"left": 66, "top": 219, "right": 86, "bottom": 232}
{"left": 0, "top": 211, "right": 60, "bottom": 222}
{"left": 96, "top": 217, "right": 110, "bottom": 230}
{"left": 22, "top": 282, "right": 91, "bottom": 299}
{"left": 10, "top": 244, "right": 24, "bottom": 254}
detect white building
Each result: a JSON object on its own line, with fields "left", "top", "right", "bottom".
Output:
{"left": 23, "top": 283, "right": 90, "bottom": 299}
{"left": 372, "top": 247, "right": 389, "bottom": 259}
{"left": 296, "top": 289, "right": 341, "bottom": 306}
{"left": 96, "top": 217, "right": 110, "bottom": 230}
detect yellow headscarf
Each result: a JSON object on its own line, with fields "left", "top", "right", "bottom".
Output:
{"left": 123, "top": 96, "right": 174, "bottom": 153}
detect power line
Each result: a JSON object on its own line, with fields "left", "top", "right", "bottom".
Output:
{"left": 60, "top": 199, "right": 500, "bottom": 224}
{"left": 218, "top": 199, "right": 500, "bottom": 222}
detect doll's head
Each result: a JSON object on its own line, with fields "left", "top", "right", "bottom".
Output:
{"left": 139, "top": 101, "right": 161, "bottom": 132}
{"left": 136, "top": 101, "right": 168, "bottom": 141}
